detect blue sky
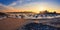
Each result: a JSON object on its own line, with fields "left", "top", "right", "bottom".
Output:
{"left": 0, "top": 0, "right": 17, "bottom": 5}
{"left": 0, "top": 0, "right": 60, "bottom": 5}
{"left": 0, "top": 0, "right": 60, "bottom": 12}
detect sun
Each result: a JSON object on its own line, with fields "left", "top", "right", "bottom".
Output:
{"left": 39, "top": 7, "right": 47, "bottom": 11}
{"left": 38, "top": 5, "right": 47, "bottom": 11}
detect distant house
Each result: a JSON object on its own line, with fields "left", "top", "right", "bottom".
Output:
{"left": 6, "top": 12, "right": 35, "bottom": 16}
{"left": 39, "top": 10, "right": 57, "bottom": 14}
{"left": 7, "top": 12, "right": 35, "bottom": 14}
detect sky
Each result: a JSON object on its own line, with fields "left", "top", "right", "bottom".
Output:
{"left": 0, "top": 0, "right": 60, "bottom": 13}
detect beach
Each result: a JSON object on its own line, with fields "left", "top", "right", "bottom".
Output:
{"left": 0, "top": 18, "right": 28, "bottom": 30}
{"left": 0, "top": 17, "right": 60, "bottom": 30}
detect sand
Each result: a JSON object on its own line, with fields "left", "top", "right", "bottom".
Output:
{"left": 0, "top": 18, "right": 29, "bottom": 30}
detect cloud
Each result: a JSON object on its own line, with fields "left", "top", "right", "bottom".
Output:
{"left": 8, "top": 0, "right": 23, "bottom": 6}
{"left": 0, "top": 3, "right": 19, "bottom": 12}
{"left": 8, "top": 2, "right": 17, "bottom": 6}
{"left": 8, "top": 0, "right": 34, "bottom": 6}
{"left": 0, "top": 4, "right": 8, "bottom": 10}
